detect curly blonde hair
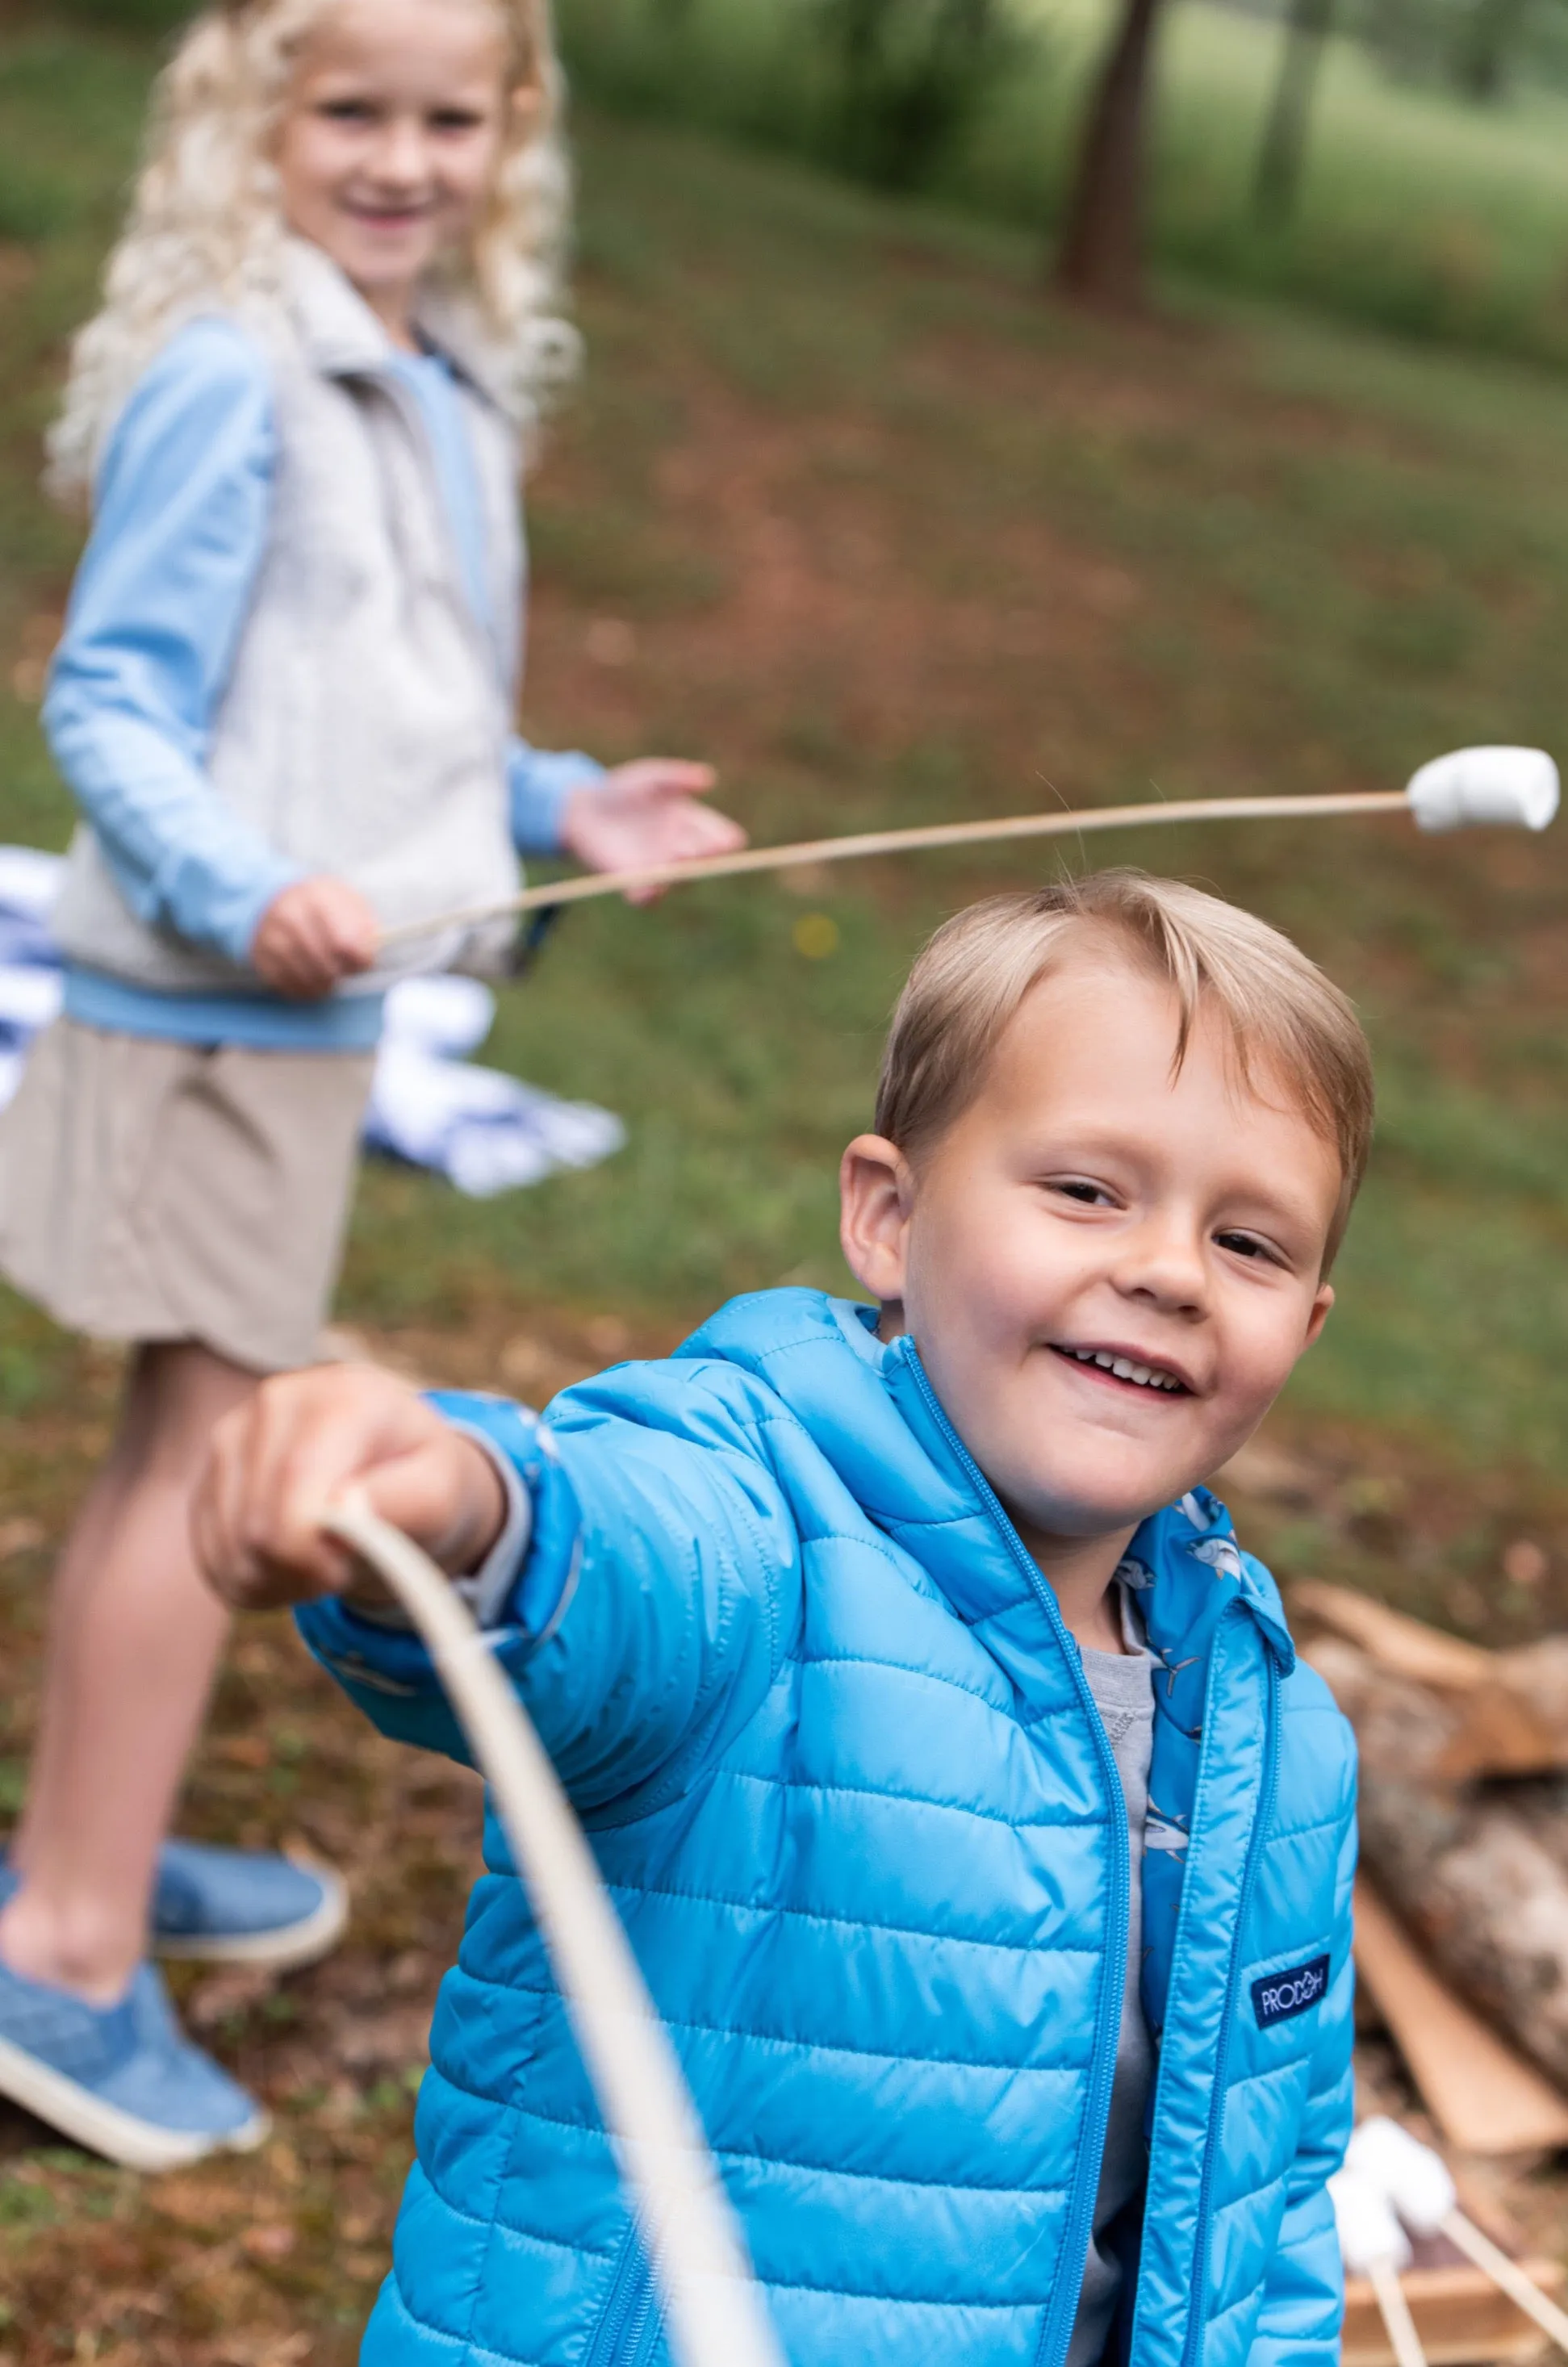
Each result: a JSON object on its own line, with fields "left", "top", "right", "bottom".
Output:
{"left": 48, "top": 0, "right": 576, "bottom": 496}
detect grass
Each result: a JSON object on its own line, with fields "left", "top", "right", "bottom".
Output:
{"left": 560, "top": 0, "right": 1568, "bottom": 365}
{"left": 6, "top": 10, "right": 1568, "bottom": 2347}
{"left": 5, "top": 15, "right": 1568, "bottom": 1483}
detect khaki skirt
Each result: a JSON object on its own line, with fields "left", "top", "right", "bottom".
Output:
{"left": 0, "top": 1020, "right": 376, "bottom": 1374}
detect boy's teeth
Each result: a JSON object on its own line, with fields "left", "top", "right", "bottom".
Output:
{"left": 1065, "top": 1346, "right": 1181, "bottom": 1392}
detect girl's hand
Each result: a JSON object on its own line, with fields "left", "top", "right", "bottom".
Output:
{"left": 193, "top": 1366, "right": 507, "bottom": 1614}
{"left": 561, "top": 760, "right": 746, "bottom": 902}
{"left": 251, "top": 876, "right": 380, "bottom": 998}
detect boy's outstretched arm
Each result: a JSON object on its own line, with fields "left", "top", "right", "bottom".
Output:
{"left": 1244, "top": 1807, "right": 1357, "bottom": 2365}
{"left": 194, "top": 1363, "right": 798, "bottom": 1817}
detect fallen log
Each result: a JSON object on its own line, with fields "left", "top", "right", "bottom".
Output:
{"left": 1297, "top": 1581, "right": 1568, "bottom": 1784}
{"left": 1307, "top": 1633, "right": 1568, "bottom": 2094}
{"left": 1352, "top": 1878, "right": 1568, "bottom": 2153}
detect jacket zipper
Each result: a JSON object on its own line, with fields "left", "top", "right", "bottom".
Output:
{"left": 903, "top": 1354, "right": 1131, "bottom": 2367}
{"left": 1177, "top": 1649, "right": 1281, "bottom": 2367}
{"left": 583, "top": 2225, "right": 661, "bottom": 2367}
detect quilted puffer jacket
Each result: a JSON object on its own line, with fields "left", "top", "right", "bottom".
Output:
{"left": 299, "top": 1288, "right": 1357, "bottom": 2367}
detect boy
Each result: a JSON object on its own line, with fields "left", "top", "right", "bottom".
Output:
{"left": 197, "top": 870, "right": 1365, "bottom": 2367}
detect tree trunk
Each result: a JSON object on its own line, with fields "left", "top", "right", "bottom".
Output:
{"left": 1453, "top": 0, "right": 1532, "bottom": 100}
{"left": 1056, "top": 0, "right": 1168, "bottom": 308}
{"left": 1252, "top": 0, "right": 1335, "bottom": 225}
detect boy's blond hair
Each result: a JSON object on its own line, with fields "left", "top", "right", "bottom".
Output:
{"left": 48, "top": 0, "right": 575, "bottom": 497}
{"left": 876, "top": 871, "right": 1374, "bottom": 1268}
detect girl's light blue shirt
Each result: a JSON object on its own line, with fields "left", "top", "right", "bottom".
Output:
{"left": 42, "top": 317, "right": 604, "bottom": 1051}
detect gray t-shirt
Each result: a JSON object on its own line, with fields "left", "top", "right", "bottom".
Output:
{"left": 1066, "top": 1592, "right": 1157, "bottom": 2367}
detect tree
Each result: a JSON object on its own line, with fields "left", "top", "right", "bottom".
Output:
{"left": 1055, "top": 0, "right": 1169, "bottom": 307}
{"left": 1452, "top": 0, "right": 1533, "bottom": 97}
{"left": 824, "top": 0, "right": 1003, "bottom": 189}
{"left": 1253, "top": 0, "right": 1336, "bottom": 224}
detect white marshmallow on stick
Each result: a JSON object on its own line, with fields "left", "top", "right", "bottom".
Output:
{"left": 1350, "top": 2115, "right": 1568, "bottom": 2355}
{"left": 375, "top": 742, "right": 1559, "bottom": 951}
{"left": 1329, "top": 2167, "right": 1428, "bottom": 2367}
{"left": 1346, "top": 2118, "right": 1457, "bottom": 2233}
{"left": 324, "top": 1498, "right": 787, "bottom": 2367}
{"left": 1404, "top": 746, "right": 1559, "bottom": 834}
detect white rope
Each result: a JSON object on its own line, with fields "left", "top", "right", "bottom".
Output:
{"left": 324, "top": 1495, "right": 788, "bottom": 2367}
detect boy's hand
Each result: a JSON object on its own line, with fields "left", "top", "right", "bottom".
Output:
{"left": 561, "top": 760, "right": 745, "bottom": 903}
{"left": 251, "top": 876, "right": 380, "bottom": 998}
{"left": 193, "top": 1367, "right": 507, "bottom": 1613}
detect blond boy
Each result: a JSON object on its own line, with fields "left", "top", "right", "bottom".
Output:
{"left": 199, "top": 872, "right": 1366, "bottom": 2367}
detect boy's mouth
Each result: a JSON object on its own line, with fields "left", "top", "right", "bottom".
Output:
{"left": 1051, "top": 1343, "right": 1191, "bottom": 1396}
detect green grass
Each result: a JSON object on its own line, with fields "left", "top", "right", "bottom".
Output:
{"left": 3, "top": 15, "right": 1568, "bottom": 1493}
{"left": 561, "top": 0, "right": 1568, "bottom": 365}
{"left": 7, "top": 15, "right": 1568, "bottom": 2334}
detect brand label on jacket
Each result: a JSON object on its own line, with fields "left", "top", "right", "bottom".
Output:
{"left": 1251, "top": 1954, "right": 1331, "bottom": 2029}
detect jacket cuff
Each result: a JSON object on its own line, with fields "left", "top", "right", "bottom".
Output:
{"left": 507, "top": 745, "right": 607, "bottom": 857}
{"left": 448, "top": 1422, "right": 533, "bottom": 1626}
{"left": 295, "top": 1392, "right": 581, "bottom": 1700}
{"left": 424, "top": 1390, "right": 581, "bottom": 1640}
{"left": 227, "top": 855, "right": 309, "bottom": 968}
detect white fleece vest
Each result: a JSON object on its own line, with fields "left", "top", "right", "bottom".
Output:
{"left": 53, "top": 245, "right": 528, "bottom": 991}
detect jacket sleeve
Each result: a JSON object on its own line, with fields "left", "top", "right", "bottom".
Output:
{"left": 42, "top": 317, "right": 301, "bottom": 965}
{"left": 506, "top": 739, "right": 607, "bottom": 855}
{"left": 295, "top": 1365, "right": 801, "bottom": 1818}
{"left": 1245, "top": 1800, "right": 1357, "bottom": 2365}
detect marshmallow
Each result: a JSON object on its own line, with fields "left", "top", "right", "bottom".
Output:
{"left": 1347, "top": 2117, "right": 1457, "bottom": 2238}
{"left": 1405, "top": 746, "right": 1559, "bottom": 833}
{"left": 1329, "top": 2165, "right": 1414, "bottom": 2275}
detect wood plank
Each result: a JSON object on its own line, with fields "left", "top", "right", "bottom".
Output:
{"left": 1294, "top": 1580, "right": 1494, "bottom": 1692}
{"left": 1354, "top": 1878, "right": 1568, "bottom": 2154}
{"left": 1299, "top": 1586, "right": 1568, "bottom": 1777}
{"left": 1342, "top": 2259, "right": 1563, "bottom": 2365}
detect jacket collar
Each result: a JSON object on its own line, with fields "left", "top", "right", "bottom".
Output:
{"left": 278, "top": 238, "right": 512, "bottom": 412}
{"left": 1118, "top": 1486, "right": 1295, "bottom": 1676}
{"left": 680, "top": 1288, "right": 1295, "bottom": 1675}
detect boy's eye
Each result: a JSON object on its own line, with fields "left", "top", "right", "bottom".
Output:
{"left": 1051, "top": 1178, "right": 1114, "bottom": 1207}
{"left": 318, "top": 97, "right": 378, "bottom": 123}
{"left": 1215, "top": 1229, "right": 1279, "bottom": 1265}
{"left": 429, "top": 106, "right": 487, "bottom": 131}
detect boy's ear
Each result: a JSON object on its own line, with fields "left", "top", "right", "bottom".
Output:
{"left": 1302, "top": 1281, "right": 1335, "bottom": 1353}
{"left": 839, "top": 1134, "right": 915, "bottom": 1306}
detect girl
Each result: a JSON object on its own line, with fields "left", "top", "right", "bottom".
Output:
{"left": 0, "top": 0, "right": 741, "bottom": 2169}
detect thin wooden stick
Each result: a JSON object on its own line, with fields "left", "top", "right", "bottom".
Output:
{"left": 324, "top": 1497, "right": 786, "bottom": 2367}
{"left": 1367, "top": 2256, "right": 1430, "bottom": 2367}
{"left": 377, "top": 788, "right": 1411, "bottom": 949}
{"left": 1444, "top": 2210, "right": 1568, "bottom": 2353}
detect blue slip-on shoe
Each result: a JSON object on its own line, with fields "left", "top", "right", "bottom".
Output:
{"left": 151, "top": 1842, "right": 349, "bottom": 1970}
{"left": 0, "top": 1845, "right": 349, "bottom": 1972}
{"left": 0, "top": 1955, "right": 270, "bottom": 2171}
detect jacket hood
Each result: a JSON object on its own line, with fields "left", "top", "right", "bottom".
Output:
{"left": 678, "top": 1286, "right": 1296, "bottom": 1675}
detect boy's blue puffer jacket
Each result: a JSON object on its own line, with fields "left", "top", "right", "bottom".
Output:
{"left": 299, "top": 1288, "right": 1357, "bottom": 2367}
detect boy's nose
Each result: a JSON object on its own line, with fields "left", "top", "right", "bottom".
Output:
{"left": 1111, "top": 1220, "right": 1207, "bottom": 1315}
